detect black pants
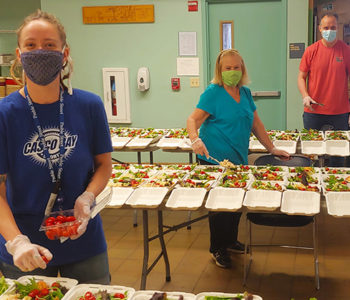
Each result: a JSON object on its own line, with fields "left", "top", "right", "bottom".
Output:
{"left": 197, "top": 158, "right": 242, "bottom": 253}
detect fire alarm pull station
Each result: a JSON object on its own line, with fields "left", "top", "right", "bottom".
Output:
{"left": 188, "top": 0, "right": 198, "bottom": 11}
{"left": 171, "top": 78, "right": 180, "bottom": 91}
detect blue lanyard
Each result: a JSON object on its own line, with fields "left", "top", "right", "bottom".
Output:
{"left": 24, "top": 86, "right": 65, "bottom": 185}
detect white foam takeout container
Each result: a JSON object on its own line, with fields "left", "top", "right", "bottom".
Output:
{"left": 205, "top": 187, "right": 245, "bottom": 211}
{"left": 286, "top": 173, "right": 321, "bottom": 185}
{"left": 130, "top": 290, "right": 195, "bottom": 300}
{"left": 281, "top": 190, "right": 320, "bottom": 216}
{"left": 301, "top": 141, "right": 326, "bottom": 155}
{"left": 325, "top": 140, "right": 350, "bottom": 156}
{"left": 62, "top": 284, "right": 135, "bottom": 300}
{"left": 125, "top": 187, "right": 169, "bottom": 208}
{"left": 156, "top": 137, "right": 183, "bottom": 150}
{"left": 107, "top": 187, "right": 134, "bottom": 208}
{"left": 166, "top": 187, "right": 207, "bottom": 210}
{"left": 179, "top": 138, "right": 192, "bottom": 150}
{"left": 326, "top": 192, "right": 350, "bottom": 217}
{"left": 273, "top": 140, "right": 297, "bottom": 154}
{"left": 126, "top": 138, "right": 153, "bottom": 149}
{"left": 111, "top": 136, "right": 132, "bottom": 150}
{"left": 0, "top": 278, "right": 14, "bottom": 298}
{"left": 321, "top": 173, "right": 350, "bottom": 183}
{"left": 249, "top": 139, "right": 267, "bottom": 152}
{"left": 243, "top": 189, "right": 282, "bottom": 211}
{"left": 195, "top": 291, "right": 262, "bottom": 300}
{"left": 91, "top": 186, "right": 113, "bottom": 218}
{"left": 321, "top": 167, "right": 350, "bottom": 174}
{"left": 3, "top": 276, "right": 77, "bottom": 300}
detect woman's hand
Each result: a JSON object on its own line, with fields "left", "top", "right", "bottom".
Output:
{"left": 270, "top": 147, "right": 290, "bottom": 159}
{"left": 5, "top": 235, "right": 53, "bottom": 272}
{"left": 191, "top": 138, "right": 209, "bottom": 159}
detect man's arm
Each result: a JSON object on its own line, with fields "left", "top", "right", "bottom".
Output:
{"left": 297, "top": 71, "right": 309, "bottom": 99}
{"left": 298, "top": 70, "right": 317, "bottom": 110}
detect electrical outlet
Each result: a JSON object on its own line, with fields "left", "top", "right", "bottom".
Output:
{"left": 190, "top": 77, "right": 200, "bottom": 87}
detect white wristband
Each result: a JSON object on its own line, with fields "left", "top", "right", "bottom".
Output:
{"left": 191, "top": 137, "right": 201, "bottom": 146}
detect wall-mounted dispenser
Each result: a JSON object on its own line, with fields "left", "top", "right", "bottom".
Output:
{"left": 137, "top": 67, "right": 150, "bottom": 91}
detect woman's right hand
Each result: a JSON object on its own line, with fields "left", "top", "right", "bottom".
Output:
{"left": 191, "top": 138, "right": 209, "bottom": 158}
{"left": 5, "top": 234, "right": 52, "bottom": 272}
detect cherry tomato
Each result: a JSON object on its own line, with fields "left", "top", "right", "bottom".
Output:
{"left": 113, "top": 293, "right": 125, "bottom": 299}
{"left": 51, "top": 282, "right": 61, "bottom": 288}
{"left": 45, "top": 217, "right": 56, "bottom": 226}
{"left": 84, "top": 292, "right": 96, "bottom": 300}
{"left": 46, "top": 230, "right": 56, "bottom": 240}
{"left": 56, "top": 215, "right": 67, "bottom": 223}
{"left": 61, "top": 228, "right": 70, "bottom": 237}
{"left": 66, "top": 216, "right": 76, "bottom": 223}
{"left": 39, "top": 288, "right": 49, "bottom": 297}
{"left": 28, "top": 289, "right": 39, "bottom": 298}
{"left": 41, "top": 255, "right": 50, "bottom": 264}
{"left": 67, "top": 224, "right": 79, "bottom": 235}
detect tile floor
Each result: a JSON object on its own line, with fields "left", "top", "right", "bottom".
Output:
{"left": 102, "top": 202, "right": 350, "bottom": 300}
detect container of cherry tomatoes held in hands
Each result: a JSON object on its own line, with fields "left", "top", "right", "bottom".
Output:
{"left": 40, "top": 209, "right": 81, "bottom": 240}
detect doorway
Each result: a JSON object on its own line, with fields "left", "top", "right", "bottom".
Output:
{"left": 204, "top": 0, "right": 287, "bottom": 130}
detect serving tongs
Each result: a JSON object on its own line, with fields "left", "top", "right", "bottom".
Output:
{"left": 208, "top": 155, "right": 221, "bottom": 165}
{"left": 301, "top": 171, "right": 309, "bottom": 187}
{"left": 312, "top": 102, "right": 325, "bottom": 106}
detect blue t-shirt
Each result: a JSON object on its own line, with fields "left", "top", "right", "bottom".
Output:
{"left": 196, "top": 84, "right": 256, "bottom": 165}
{"left": 0, "top": 88, "right": 113, "bottom": 265}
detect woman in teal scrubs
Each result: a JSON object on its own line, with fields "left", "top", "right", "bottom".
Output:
{"left": 187, "top": 49, "right": 289, "bottom": 268}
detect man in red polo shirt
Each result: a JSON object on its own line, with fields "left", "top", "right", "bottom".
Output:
{"left": 298, "top": 12, "right": 350, "bottom": 166}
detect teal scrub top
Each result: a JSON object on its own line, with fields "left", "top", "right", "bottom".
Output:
{"left": 196, "top": 84, "right": 256, "bottom": 165}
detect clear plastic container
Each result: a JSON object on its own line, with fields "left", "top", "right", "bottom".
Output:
{"left": 40, "top": 209, "right": 81, "bottom": 240}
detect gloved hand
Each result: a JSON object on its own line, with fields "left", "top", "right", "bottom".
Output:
{"left": 191, "top": 137, "right": 209, "bottom": 159}
{"left": 71, "top": 191, "right": 95, "bottom": 240}
{"left": 303, "top": 96, "right": 317, "bottom": 111}
{"left": 5, "top": 235, "right": 52, "bottom": 272}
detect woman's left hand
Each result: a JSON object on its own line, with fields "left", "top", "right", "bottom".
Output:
{"left": 270, "top": 147, "right": 290, "bottom": 159}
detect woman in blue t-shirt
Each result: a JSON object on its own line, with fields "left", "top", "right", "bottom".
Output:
{"left": 187, "top": 49, "right": 289, "bottom": 268}
{"left": 0, "top": 10, "right": 112, "bottom": 282}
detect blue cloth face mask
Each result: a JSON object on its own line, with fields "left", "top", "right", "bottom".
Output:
{"left": 20, "top": 49, "right": 64, "bottom": 86}
{"left": 322, "top": 30, "right": 337, "bottom": 43}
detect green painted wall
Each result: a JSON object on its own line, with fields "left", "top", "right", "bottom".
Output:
{"left": 0, "top": 0, "right": 41, "bottom": 76}
{"left": 286, "top": 0, "right": 309, "bottom": 130}
{"left": 41, "top": 0, "right": 204, "bottom": 163}
{"left": 2, "top": 0, "right": 309, "bottom": 162}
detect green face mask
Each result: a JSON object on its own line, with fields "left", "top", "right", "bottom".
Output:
{"left": 221, "top": 70, "right": 242, "bottom": 87}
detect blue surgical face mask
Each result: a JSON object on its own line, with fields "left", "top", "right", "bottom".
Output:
{"left": 322, "top": 30, "right": 337, "bottom": 43}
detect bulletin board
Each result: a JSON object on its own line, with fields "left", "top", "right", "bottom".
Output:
{"left": 82, "top": 5, "right": 154, "bottom": 24}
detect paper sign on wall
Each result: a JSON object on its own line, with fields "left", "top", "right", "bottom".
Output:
{"left": 176, "top": 57, "right": 199, "bottom": 76}
{"left": 178, "top": 32, "right": 197, "bottom": 56}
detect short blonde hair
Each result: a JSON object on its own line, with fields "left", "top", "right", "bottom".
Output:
{"left": 211, "top": 49, "right": 250, "bottom": 88}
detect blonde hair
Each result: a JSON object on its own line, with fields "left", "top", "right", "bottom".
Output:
{"left": 10, "top": 9, "right": 73, "bottom": 94}
{"left": 211, "top": 49, "right": 250, "bottom": 88}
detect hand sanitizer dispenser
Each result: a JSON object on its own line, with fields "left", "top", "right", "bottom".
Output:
{"left": 137, "top": 67, "right": 150, "bottom": 91}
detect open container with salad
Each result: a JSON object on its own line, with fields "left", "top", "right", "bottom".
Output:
{"left": 324, "top": 130, "right": 350, "bottom": 156}
{"left": 0, "top": 276, "right": 13, "bottom": 298}
{"left": 129, "top": 290, "right": 195, "bottom": 300}
{"left": 195, "top": 291, "right": 261, "bottom": 300}
{"left": 0, "top": 275, "right": 77, "bottom": 300}
{"left": 61, "top": 284, "right": 134, "bottom": 300}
